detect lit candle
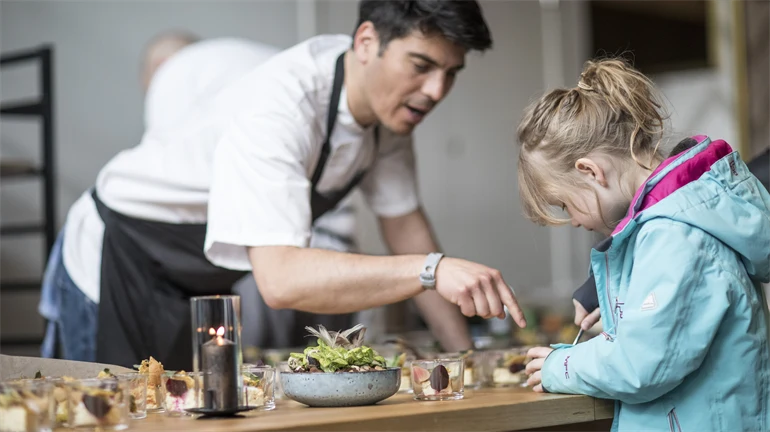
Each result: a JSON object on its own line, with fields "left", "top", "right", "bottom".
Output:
{"left": 202, "top": 326, "right": 238, "bottom": 410}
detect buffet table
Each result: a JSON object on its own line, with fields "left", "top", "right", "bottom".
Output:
{"left": 114, "top": 387, "right": 614, "bottom": 432}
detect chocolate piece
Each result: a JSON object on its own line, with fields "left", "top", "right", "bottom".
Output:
{"left": 429, "top": 365, "right": 449, "bottom": 391}
{"left": 82, "top": 394, "right": 111, "bottom": 419}
{"left": 165, "top": 379, "right": 188, "bottom": 398}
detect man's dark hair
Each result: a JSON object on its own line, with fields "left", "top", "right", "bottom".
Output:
{"left": 355, "top": 0, "right": 492, "bottom": 54}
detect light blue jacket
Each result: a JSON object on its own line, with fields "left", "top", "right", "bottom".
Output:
{"left": 541, "top": 136, "right": 770, "bottom": 432}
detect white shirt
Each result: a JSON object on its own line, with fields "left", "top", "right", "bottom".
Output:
{"left": 63, "top": 38, "right": 280, "bottom": 303}
{"left": 97, "top": 35, "right": 420, "bottom": 271}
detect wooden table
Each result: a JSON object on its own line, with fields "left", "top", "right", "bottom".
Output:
{"left": 120, "top": 387, "right": 614, "bottom": 432}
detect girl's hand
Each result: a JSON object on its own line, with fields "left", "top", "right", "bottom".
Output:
{"left": 525, "top": 346, "right": 554, "bottom": 392}
{"left": 573, "top": 299, "right": 601, "bottom": 331}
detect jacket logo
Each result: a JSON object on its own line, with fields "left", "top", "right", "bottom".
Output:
{"left": 641, "top": 292, "right": 658, "bottom": 311}
{"left": 614, "top": 297, "right": 625, "bottom": 319}
{"left": 564, "top": 355, "right": 570, "bottom": 379}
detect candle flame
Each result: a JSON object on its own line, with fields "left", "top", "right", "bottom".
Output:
{"left": 209, "top": 328, "right": 216, "bottom": 336}
{"left": 217, "top": 326, "right": 225, "bottom": 337}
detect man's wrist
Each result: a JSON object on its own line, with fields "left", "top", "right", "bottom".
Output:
{"left": 419, "top": 252, "right": 444, "bottom": 289}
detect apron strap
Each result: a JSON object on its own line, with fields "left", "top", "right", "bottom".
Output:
{"left": 309, "top": 51, "right": 381, "bottom": 222}
{"left": 310, "top": 52, "right": 346, "bottom": 188}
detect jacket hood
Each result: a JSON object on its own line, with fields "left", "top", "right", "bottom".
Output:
{"left": 613, "top": 136, "right": 770, "bottom": 283}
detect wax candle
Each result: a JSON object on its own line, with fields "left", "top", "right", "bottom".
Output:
{"left": 202, "top": 326, "right": 238, "bottom": 410}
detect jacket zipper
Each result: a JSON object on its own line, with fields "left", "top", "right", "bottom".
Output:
{"left": 668, "top": 408, "right": 682, "bottom": 432}
{"left": 605, "top": 252, "right": 616, "bottom": 328}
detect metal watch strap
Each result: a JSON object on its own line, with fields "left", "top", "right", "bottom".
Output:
{"left": 419, "top": 252, "right": 444, "bottom": 290}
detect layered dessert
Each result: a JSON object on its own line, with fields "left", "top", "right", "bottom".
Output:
{"left": 50, "top": 377, "right": 76, "bottom": 426}
{"left": 411, "top": 361, "right": 463, "bottom": 400}
{"left": 66, "top": 380, "right": 128, "bottom": 429}
{"left": 242, "top": 372, "right": 266, "bottom": 408}
{"left": 0, "top": 383, "right": 52, "bottom": 432}
{"left": 137, "top": 357, "right": 165, "bottom": 411}
{"left": 162, "top": 372, "right": 201, "bottom": 414}
{"left": 491, "top": 352, "right": 528, "bottom": 386}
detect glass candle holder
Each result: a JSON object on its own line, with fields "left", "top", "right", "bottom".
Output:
{"left": 410, "top": 358, "right": 464, "bottom": 401}
{"left": 161, "top": 372, "right": 204, "bottom": 416}
{"left": 64, "top": 378, "right": 129, "bottom": 431}
{"left": 480, "top": 347, "right": 531, "bottom": 388}
{"left": 115, "top": 373, "right": 147, "bottom": 419}
{"left": 0, "top": 379, "right": 54, "bottom": 432}
{"left": 241, "top": 366, "right": 275, "bottom": 411}
{"left": 191, "top": 295, "right": 243, "bottom": 412}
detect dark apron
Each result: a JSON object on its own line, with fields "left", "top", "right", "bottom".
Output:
{"left": 94, "top": 52, "right": 378, "bottom": 370}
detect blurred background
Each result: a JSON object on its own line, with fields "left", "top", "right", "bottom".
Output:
{"left": 1, "top": 0, "right": 767, "bottom": 357}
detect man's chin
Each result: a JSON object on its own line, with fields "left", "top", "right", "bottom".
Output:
{"left": 383, "top": 119, "right": 418, "bottom": 136}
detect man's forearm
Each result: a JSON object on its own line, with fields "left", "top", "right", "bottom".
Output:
{"left": 380, "top": 209, "right": 473, "bottom": 351}
{"left": 248, "top": 246, "right": 426, "bottom": 313}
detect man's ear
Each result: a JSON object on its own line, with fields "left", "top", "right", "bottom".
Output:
{"left": 575, "top": 157, "right": 608, "bottom": 187}
{"left": 352, "top": 21, "right": 379, "bottom": 63}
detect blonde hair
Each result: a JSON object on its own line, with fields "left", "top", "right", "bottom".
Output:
{"left": 517, "top": 58, "right": 668, "bottom": 226}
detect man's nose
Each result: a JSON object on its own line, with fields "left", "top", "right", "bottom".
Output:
{"left": 421, "top": 72, "right": 448, "bottom": 103}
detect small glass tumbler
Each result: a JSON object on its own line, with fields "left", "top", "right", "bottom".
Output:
{"left": 274, "top": 362, "right": 291, "bottom": 400}
{"left": 241, "top": 366, "right": 275, "bottom": 410}
{"left": 191, "top": 295, "right": 242, "bottom": 412}
{"left": 0, "top": 379, "right": 54, "bottom": 432}
{"left": 161, "top": 372, "right": 204, "bottom": 416}
{"left": 65, "top": 378, "right": 129, "bottom": 431}
{"left": 115, "top": 373, "right": 147, "bottom": 419}
{"left": 45, "top": 377, "right": 70, "bottom": 427}
{"left": 410, "top": 358, "right": 464, "bottom": 401}
{"left": 436, "top": 351, "right": 482, "bottom": 389}
{"left": 481, "top": 347, "right": 530, "bottom": 388}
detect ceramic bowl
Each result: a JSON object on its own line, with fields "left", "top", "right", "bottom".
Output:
{"left": 280, "top": 368, "right": 400, "bottom": 407}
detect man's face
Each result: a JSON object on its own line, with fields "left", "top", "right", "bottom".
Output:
{"left": 361, "top": 30, "right": 467, "bottom": 135}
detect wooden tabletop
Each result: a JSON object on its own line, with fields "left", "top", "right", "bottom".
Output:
{"left": 119, "top": 387, "right": 614, "bottom": 432}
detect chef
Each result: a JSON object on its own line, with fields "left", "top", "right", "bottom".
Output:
{"left": 93, "top": 0, "right": 527, "bottom": 370}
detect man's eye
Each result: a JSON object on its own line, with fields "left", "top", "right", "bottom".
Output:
{"left": 414, "top": 63, "right": 430, "bottom": 73}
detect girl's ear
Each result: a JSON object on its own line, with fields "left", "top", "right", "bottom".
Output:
{"left": 575, "top": 157, "right": 608, "bottom": 187}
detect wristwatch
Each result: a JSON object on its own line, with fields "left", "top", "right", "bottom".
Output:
{"left": 419, "top": 253, "right": 444, "bottom": 290}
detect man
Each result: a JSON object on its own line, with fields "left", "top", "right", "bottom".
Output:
{"left": 94, "top": 0, "right": 527, "bottom": 370}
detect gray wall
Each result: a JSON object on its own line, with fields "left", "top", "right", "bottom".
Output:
{"left": 1, "top": 0, "right": 594, "bottom": 350}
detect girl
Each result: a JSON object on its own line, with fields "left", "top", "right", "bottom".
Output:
{"left": 518, "top": 58, "right": 770, "bottom": 432}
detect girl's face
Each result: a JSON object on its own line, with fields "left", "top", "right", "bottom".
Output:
{"left": 556, "top": 155, "right": 640, "bottom": 236}
{"left": 560, "top": 186, "right": 629, "bottom": 236}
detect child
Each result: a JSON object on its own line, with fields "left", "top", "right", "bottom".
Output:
{"left": 517, "top": 58, "right": 770, "bottom": 432}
